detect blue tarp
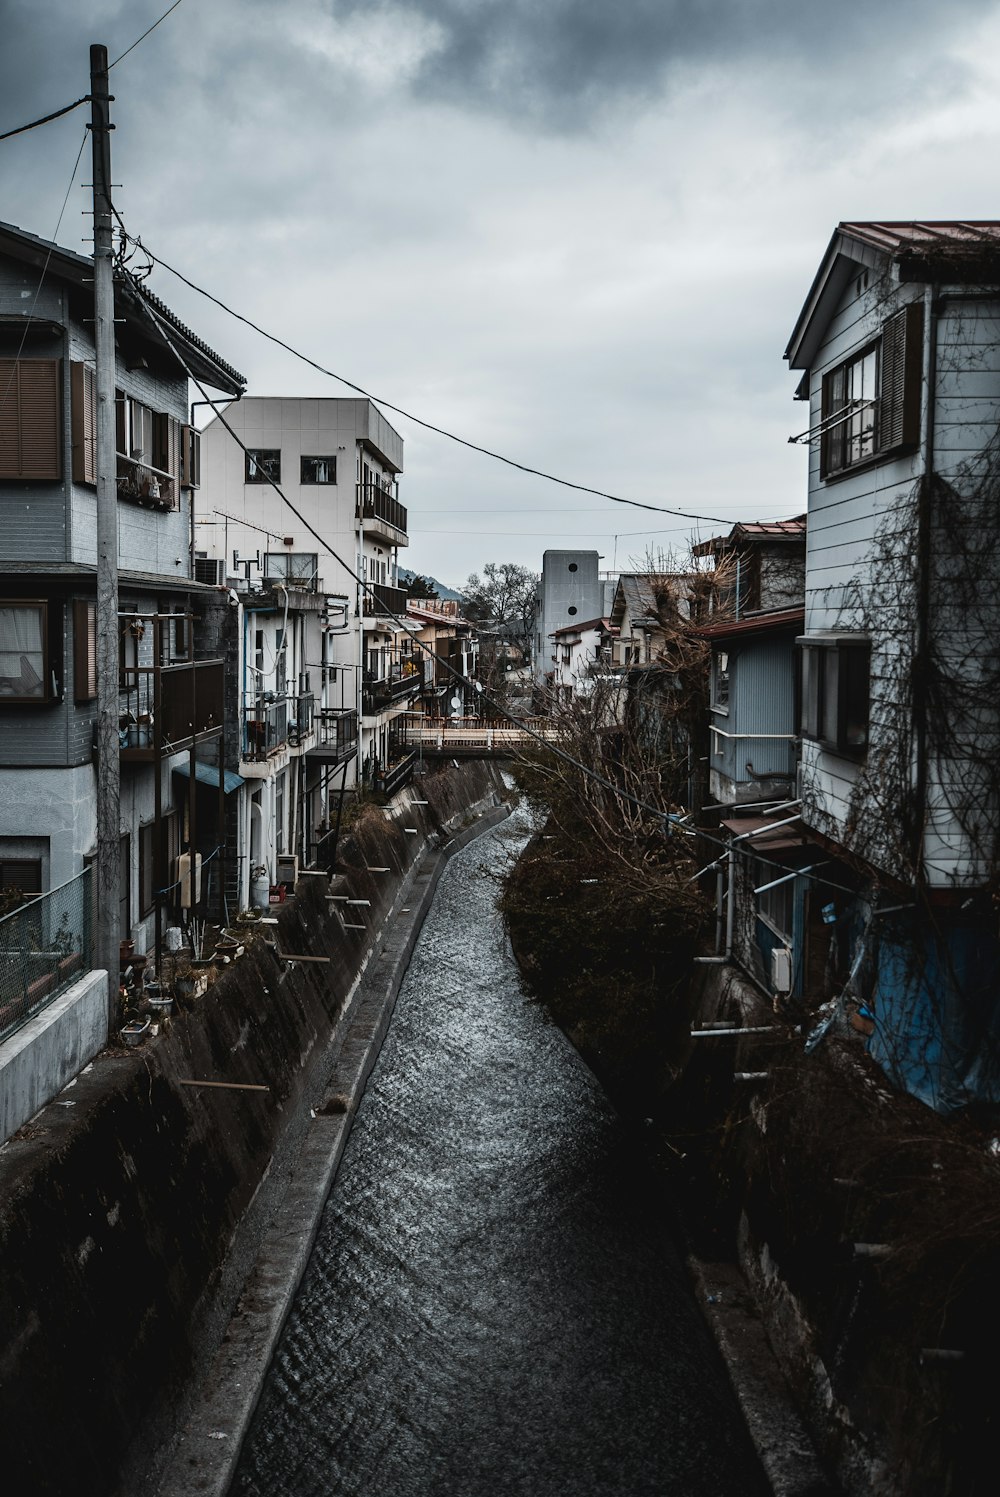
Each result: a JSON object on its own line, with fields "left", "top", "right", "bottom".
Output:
{"left": 172, "top": 761, "right": 244, "bottom": 795}
{"left": 867, "top": 914, "right": 1000, "bottom": 1113}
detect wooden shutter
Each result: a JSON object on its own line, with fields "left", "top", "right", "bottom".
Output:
{"left": 73, "top": 598, "right": 97, "bottom": 702}
{"left": 70, "top": 362, "right": 97, "bottom": 484}
{"left": 880, "top": 300, "right": 923, "bottom": 453}
{"left": 0, "top": 358, "right": 61, "bottom": 479}
{"left": 180, "top": 424, "right": 200, "bottom": 488}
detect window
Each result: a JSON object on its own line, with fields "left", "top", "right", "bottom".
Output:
{"left": 754, "top": 857, "right": 793, "bottom": 941}
{"left": 73, "top": 599, "right": 97, "bottom": 702}
{"left": 301, "top": 455, "right": 336, "bottom": 484}
{"left": 246, "top": 449, "right": 280, "bottom": 484}
{"left": 821, "top": 303, "right": 922, "bottom": 478}
{"left": 0, "top": 358, "right": 61, "bottom": 479}
{"left": 0, "top": 858, "right": 43, "bottom": 904}
{"left": 0, "top": 601, "right": 48, "bottom": 701}
{"left": 712, "top": 649, "right": 730, "bottom": 712}
{"left": 800, "top": 637, "right": 870, "bottom": 756}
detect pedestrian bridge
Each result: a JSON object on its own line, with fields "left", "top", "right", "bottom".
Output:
{"left": 403, "top": 718, "right": 558, "bottom": 757}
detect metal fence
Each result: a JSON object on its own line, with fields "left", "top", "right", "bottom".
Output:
{"left": 0, "top": 869, "right": 93, "bottom": 1046}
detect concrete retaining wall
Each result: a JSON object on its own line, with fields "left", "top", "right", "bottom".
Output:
{"left": 0, "top": 761, "right": 506, "bottom": 1497}
{"left": 0, "top": 970, "right": 108, "bottom": 1142}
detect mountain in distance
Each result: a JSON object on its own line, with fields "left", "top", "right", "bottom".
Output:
{"left": 397, "top": 567, "right": 462, "bottom": 602}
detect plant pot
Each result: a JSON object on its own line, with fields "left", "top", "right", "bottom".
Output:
{"left": 120, "top": 1017, "right": 151, "bottom": 1047}
{"left": 148, "top": 995, "right": 175, "bottom": 1017}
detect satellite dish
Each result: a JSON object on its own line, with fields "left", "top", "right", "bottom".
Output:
{"left": 450, "top": 694, "right": 461, "bottom": 712}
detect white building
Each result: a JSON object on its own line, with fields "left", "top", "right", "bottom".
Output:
{"left": 197, "top": 398, "right": 422, "bottom": 876}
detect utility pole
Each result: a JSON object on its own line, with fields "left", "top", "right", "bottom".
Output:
{"left": 90, "top": 43, "right": 121, "bottom": 1027}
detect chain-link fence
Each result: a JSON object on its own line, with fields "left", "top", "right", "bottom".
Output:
{"left": 0, "top": 870, "right": 93, "bottom": 1045}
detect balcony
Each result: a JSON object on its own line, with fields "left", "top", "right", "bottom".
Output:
{"left": 367, "top": 583, "right": 408, "bottom": 618}
{"left": 356, "top": 482, "right": 407, "bottom": 542}
{"left": 119, "top": 660, "right": 224, "bottom": 759}
{"left": 243, "top": 693, "right": 290, "bottom": 762}
{"left": 310, "top": 707, "right": 358, "bottom": 764}
{"left": 374, "top": 748, "right": 417, "bottom": 798}
{"left": 116, "top": 453, "right": 176, "bottom": 511}
{"left": 288, "top": 691, "right": 315, "bottom": 748}
{"left": 362, "top": 658, "right": 424, "bottom": 716}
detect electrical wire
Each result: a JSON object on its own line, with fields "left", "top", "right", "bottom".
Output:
{"left": 119, "top": 261, "right": 873, "bottom": 904}
{"left": 0, "top": 96, "right": 89, "bottom": 143}
{"left": 1, "top": 130, "right": 88, "bottom": 412}
{"left": 110, "top": 0, "right": 188, "bottom": 68}
{"left": 110, "top": 219, "right": 767, "bottom": 529}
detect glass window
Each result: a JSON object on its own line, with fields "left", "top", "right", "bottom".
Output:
{"left": 0, "top": 601, "right": 47, "bottom": 701}
{"left": 301, "top": 455, "right": 336, "bottom": 484}
{"left": 246, "top": 449, "right": 281, "bottom": 484}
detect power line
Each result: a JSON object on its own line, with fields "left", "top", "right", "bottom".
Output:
{"left": 1, "top": 130, "right": 88, "bottom": 413}
{"left": 110, "top": 0, "right": 188, "bottom": 68}
{"left": 111, "top": 220, "right": 757, "bottom": 529}
{"left": 120, "top": 264, "right": 869, "bottom": 904}
{"left": 0, "top": 96, "right": 89, "bottom": 143}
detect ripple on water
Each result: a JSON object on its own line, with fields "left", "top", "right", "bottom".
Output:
{"left": 232, "top": 806, "right": 766, "bottom": 1497}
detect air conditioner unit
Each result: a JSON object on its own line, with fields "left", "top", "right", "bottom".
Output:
{"left": 275, "top": 853, "right": 299, "bottom": 886}
{"left": 194, "top": 556, "right": 226, "bottom": 586}
{"left": 770, "top": 946, "right": 793, "bottom": 995}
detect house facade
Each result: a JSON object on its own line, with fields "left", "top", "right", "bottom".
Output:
{"left": 0, "top": 220, "right": 244, "bottom": 973}
{"left": 692, "top": 518, "right": 805, "bottom": 810}
{"left": 783, "top": 220, "right": 1000, "bottom": 1108}
{"left": 197, "top": 397, "right": 420, "bottom": 823}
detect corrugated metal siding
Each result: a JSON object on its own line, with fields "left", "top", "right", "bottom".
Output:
{"left": 711, "top": 636, "right": 796, "bottom": 785}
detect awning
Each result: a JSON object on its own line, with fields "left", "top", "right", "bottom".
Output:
{"left": 172, "top": 761, "right": 244, "bottom": 795}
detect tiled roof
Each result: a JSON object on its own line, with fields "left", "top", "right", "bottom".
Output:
{"left": 552, "top": 616, "right": 614, "bottom": 637}
{"left": 0, "top": 219, "right": 245, "bottom": 394}
{"left": 692, "top": 517, "right": 805, "bottom": 556}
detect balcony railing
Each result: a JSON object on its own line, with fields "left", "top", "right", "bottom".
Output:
{"left": 375, "top": 748, "right": 417, "bottom": 798}
{"left": 0, "top": 870, "right": 91, "bottom": 1046}
{"left": 311, "top": 706, "right": 358, "bottom": 762}
{"left": 356, "top": 482, "right": 407, "bottom": 537}
{"left": 289, "top": 691, "right": 315, "bottom": 744}
{"left": 119, "top": 660, "right": 224, "bottom": 758}
{"left": 117, "top": 453, "right": 176, "bottom": 510}
{"left": 243, "top": 693, "right": 290, "bottom": 761}
{"left": 362, "top": 658, "right": 424, "bottom": 715}
{"left": 367, "top": 583, "right": 408, "bottom": 617}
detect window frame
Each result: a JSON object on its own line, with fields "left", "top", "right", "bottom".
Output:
{"left": 820, "top": 303, "right": 923, "bottom": 482}
{"left": 711, "top": 648, "right": 731, "bottom": 714}
{"left": 245, "top": 448, "right": 281, "bottom": 484}
{"left": 0, "top": 599, "right": 51, "bottom": 704}
{"left": 799, "top": 635, "right": 871, "bottom": 758}
{"left": 300, "top": 454, "right": 337, "bottom": 485}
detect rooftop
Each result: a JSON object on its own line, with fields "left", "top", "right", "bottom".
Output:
{"left": 0, "top": 220, "right": 246, "bottom": 395}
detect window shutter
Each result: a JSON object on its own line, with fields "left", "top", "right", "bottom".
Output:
{"left": 880, "top": 301, "right": 923, "bottom": 452}
{"left": 70, "top": 362, "right": 97, "bottom": 484}
{"left": 0, "top": 358, "right": 61, "bottom": 479}
{"left": 73, "top": 598, "right": 97, "bottom": 702}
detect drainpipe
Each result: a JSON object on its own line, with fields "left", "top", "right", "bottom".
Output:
{"left": 912, "top": 285, "right": 938, "bottom": 885}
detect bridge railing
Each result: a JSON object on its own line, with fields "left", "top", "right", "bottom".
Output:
{"left": 404, "top": 717, "right": 559, "bottom": 751}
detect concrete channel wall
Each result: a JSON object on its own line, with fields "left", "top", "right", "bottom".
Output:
{"left": 0, "top": 761, "right": 508, "bottom": 1497}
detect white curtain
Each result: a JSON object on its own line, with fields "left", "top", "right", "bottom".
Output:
{"left": 0, "top": 605, "right": 44, "bottom": 697}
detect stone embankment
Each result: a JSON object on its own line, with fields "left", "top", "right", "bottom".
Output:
{"left": 0, "top": 760, "right": 507, "bottom": 1497}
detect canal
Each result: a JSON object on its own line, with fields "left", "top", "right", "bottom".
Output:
{"left": 230, "top": 804, "right": 767, "bottom": 1496}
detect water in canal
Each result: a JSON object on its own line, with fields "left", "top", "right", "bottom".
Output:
{"left": 231, "top": 806, "right": 766, "bottom": 1497}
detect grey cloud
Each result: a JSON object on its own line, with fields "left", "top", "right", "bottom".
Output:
{"left": 331, "top": 0, "right": 996, "bottom": 128}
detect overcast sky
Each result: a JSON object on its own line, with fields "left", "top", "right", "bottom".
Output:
{"left": 4, "top": 0, "right": 1000, "bottom": 588}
